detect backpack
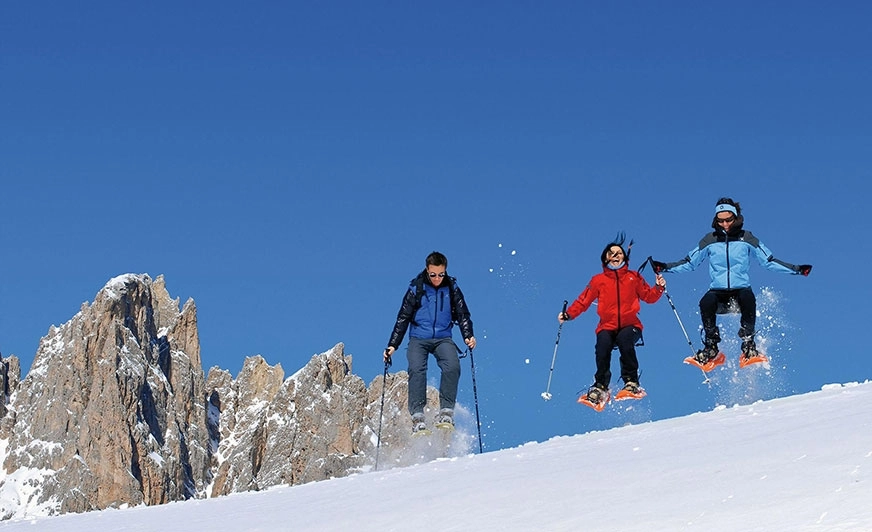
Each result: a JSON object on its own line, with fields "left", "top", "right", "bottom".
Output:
{"left": 410, "top": 275, "right": 456, "bottom": 319}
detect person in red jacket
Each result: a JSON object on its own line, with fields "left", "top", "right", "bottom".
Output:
{"left": 559, "top": 235, "right": 666, "bottom": 406}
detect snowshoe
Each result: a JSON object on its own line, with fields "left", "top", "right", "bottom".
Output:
{"left": 434, "top": 408, "right": 455, "bottom": 431}
{"left": 684, "top": 347, "right": 726, "bottom": 372}
{"left": 614, "top": 381, "right": 646, "bottom": 401}
{"left": 578, "top": 384, "right": 610, "bottom": 412}
{"left": 739, "top": 340, "right": 768, "bottom": 368}
{"left": 411, "top": 414, "right": 431, "bottom": 436}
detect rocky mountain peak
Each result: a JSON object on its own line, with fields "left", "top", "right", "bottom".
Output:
{"left": 0, "top": 273, "right": 209, "bottom": 518}
{"left": 0, "top": 274, "right": 459, "bottom": 520}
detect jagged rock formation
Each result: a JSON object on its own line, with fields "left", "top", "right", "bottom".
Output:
{"left": 207, "top": 348, "right": 362, "bottom": 494}
{"left": 0, "top": 274, "right": 210, "bottom": 517}
{"left": 0, "top": 274, "right": 453, "bottom": 520}
{"left": 0, "top": 354, "right": 20, "bottom": 424}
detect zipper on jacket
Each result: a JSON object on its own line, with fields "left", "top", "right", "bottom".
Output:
{"left": 431, "top": 287, "right": 446, "bottom": 337}
{"left": 724, "top": 231, "right": 731, "bottom": 290}
{"left": 613, "top": 270, "right": 622, "bottom": 330}
{"left": 431, "top": 289, "right": 438, "bottom": 337}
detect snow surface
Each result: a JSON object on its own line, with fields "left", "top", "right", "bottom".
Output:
{"left": 2, "top": 382, "right": 871, "bottom": 531}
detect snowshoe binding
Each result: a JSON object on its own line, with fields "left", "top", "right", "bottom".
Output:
{"left": 684, "top": 342, "right": 726, "bottom": 372}
{"left": 578, "top": 383, "right": 611, "bottom": 412}
{"left": 434, "top": 408, "right": 455, "bottom": 431}
{"left": 739, "top": 340, "right": 768, "bottom": 368}
{"left": 614, "top": 381, "right": 646, "bottom": 401}
{"left": 411, "top": 414, "right": 431, "bottom": 436}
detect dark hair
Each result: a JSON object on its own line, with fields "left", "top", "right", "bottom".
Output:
{"left": 426, "top": 251, "right": 448, "bottom": 268}
{"left": 600, "top": 232, "right": 632, "bottom": 265}
{"left": 711, "top": 197, "right": 745, "bottom": 230}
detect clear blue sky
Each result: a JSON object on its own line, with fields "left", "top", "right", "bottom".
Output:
{"left": 2, "top": 2, "right": 869, "bottom": 450}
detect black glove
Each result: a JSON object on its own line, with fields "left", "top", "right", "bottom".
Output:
{"left": 650, "top": 259, "right": 668, "bottom": 274}
{"left": 559, "top": 300, "right": 569, "bottom": 322}
{"left": 797, "top": 264, "right": 812, "bottom": 276}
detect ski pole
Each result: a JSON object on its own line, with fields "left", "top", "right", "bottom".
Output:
{"left": 642, "top": 256, "right": 711, "bottom": 384}
{"left": 374, "top": 354, "right": 391, "bottom": 471}
{"left": 542, "top": 300, "right": 568, "bottom": 401}
{"left": 662, "top": 290, "right": 695, "bottom": 358}
{"left": 661, "top": 288, "right": 711, "bottom": 384}
{"left": 467, "top": 347, "right": 484, "bottom": 453}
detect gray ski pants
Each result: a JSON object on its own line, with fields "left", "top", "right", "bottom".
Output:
{"left": 406, "top": 337, "right": 461, "bottom": 416}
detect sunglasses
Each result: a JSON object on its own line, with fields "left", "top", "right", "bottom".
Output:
{"left": 429, "top": 272, "right": 447, "bottom": 278}
{"left": 716, "top": 216, "right": 736, "bottom": 224}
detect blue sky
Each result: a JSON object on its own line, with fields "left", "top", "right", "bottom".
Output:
{"left": 2, "top": 2, "right": 869, "bottom": 450}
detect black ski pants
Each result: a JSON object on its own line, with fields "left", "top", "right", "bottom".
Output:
{"left": 593, "top": 326, "right": 641, "bottom": 389}
{"left": 699, "top": 287, "right": 756, "bottom": 342}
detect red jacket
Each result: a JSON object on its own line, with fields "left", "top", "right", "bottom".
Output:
{"left": 567, "top": 263, "right": 664, "bottom": 333}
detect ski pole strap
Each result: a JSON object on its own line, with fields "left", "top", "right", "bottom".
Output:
{"left": 638, "top": 256, "right": 651, "bottom": 273}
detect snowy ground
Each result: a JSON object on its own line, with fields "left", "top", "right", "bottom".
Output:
{"left": 3, "top": 381, "right": 871, "bottom": 531}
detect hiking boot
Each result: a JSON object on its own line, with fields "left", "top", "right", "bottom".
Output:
{"left": 694, "top": 342, "right": 719, "bottom": 365}
{"left": 411, "top": 413, "right": 428, "bottom": 435}
{"left": 741, "top": 339, "right": 759, "bottom": 360}
{"left": 586, "top": 383, "right": 609, "bottom": 405}
{"left": 435, "top": 408, "right": 454, "bottom": 429}
{"left": 621, "top": 381, "right": 642, "bottom": 395}
{"left": 614, "top": 380, "right": 646, "bottom": 401}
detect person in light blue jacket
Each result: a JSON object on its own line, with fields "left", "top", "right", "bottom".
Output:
{"left": 651, "top": 198, "right": 812, "bottom": 365}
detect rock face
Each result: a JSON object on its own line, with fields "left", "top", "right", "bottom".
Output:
{"left": 0, "top": 354, "right": 20, "bottom": 425}
{"left": 206, "top": 347, "right": 366, "bottom": 495}
{"left": 0, "top": 274, "right": 210, "bottom": 517}
{"left": 0, "top": 274, "right": 448, "bottom": 520}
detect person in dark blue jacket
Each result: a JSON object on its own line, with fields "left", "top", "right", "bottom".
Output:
{"left": 651, "top": 198, "right": 812, "bottom": 365}
{"left": 385, "top": 251, "right": 476, "bottom": 434}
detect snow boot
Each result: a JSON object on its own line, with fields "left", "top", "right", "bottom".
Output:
{"left": 739, "top": 338, "right": 768, "bottom": 368}
{"left": 615, "top": 381, "right": 646, "bottom": 401}
{"left": 694, "top": 341, "right": 719, "bottom": 365}
{"left": 578, "top": 383, "right": 611, "bottom": 412}
{"left": 741, "top": 339, "right": 758, "bottom": 359}
{"left": 434, "top": 408, "right": 454, "bottom": 430}
{"left": 411, "top": 413, "right": 430, "bottom": 436}
{"left": 586, "top": 383, "right": 608, "bottom": 405}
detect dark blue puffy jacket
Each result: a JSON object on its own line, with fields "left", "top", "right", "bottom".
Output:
{"left": 387, "top": 271, "right": 474, "bottom": 349}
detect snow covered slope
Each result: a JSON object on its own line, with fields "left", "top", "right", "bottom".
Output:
{"left": 4, "top": 382, "right": 870, "bottom": 531}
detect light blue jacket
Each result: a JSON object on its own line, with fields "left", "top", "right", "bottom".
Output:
{"left": 665, "top": 230, "right": 799, "bottom": 290}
